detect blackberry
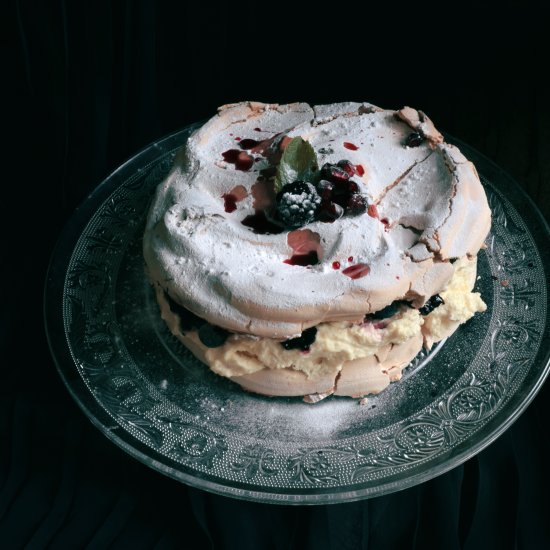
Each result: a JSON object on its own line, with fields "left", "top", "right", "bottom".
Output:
{"left": 276, "top": 181, "right": 321, "bottom": 228}
{"left": 419, "top": 294, "right": 445, "bottom": 315}
{"left": 281, "top": 327, "right": 318, "bottom": 351}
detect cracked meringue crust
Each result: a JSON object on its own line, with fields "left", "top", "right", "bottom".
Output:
{"left": 143, "top": 101, "right": 491, "bottom": 398}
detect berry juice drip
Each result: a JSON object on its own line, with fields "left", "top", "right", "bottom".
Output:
{"left": 343, "top": 142, "right": 359, "bottom": 150}
{"left": 222, "top": 149, "right": 254, "bottom": 171}
{"left": 342, "top": 263, "right": 370, "bottom": 279}
{"left": 222, "top": 193, "right": 238, "bottom": 213}
{"left": 283, "top": 251, "right": 319, "bottom": 266}
{"left": 239, "top": 138, "right": 261, "bottom": 150}
{"left": 241, "top": 212, "right": 284, "bottom": 234}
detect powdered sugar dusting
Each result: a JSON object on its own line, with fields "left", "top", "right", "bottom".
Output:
{"left": 143, "top": 102, "right": 490, "bottom": 338}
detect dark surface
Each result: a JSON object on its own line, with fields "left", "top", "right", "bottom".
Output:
{"left": 3, "top": 1, "right": 549, "bottom": 548}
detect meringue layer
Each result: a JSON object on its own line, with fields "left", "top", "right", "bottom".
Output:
{"left": 143, "top": 101, "right": 491, "bottom": 340}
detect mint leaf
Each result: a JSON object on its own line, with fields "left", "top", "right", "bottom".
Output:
{"left": 273, "top": 137, "right": 318, "bottom": 193}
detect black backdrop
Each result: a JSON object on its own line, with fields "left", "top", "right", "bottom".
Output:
{"left": 3, "top": 1, "right": 550, "bottom": 548}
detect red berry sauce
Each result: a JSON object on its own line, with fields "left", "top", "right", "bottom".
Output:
{"left": 343, "top": 142, "right": 359, "bottom": 151}
{"left": 222, "top": 193, "right": 238, "bottom": 213}
{"left": 342, "top": 263, "right": 370, "bottom": 279}
{"left": 241, "top": 212, "right": 284, "bottom": 234}
{"left": 367, "top": 204, "right": 379, "bottom": 218}
{"left": 239, "top": 138, "right": 261, "bottom": 150}
{"left": 355, "top": 164, "right": 365, "bottom": 176}
{"left": 284, "top": 251, "right": 319, "bottom": 266}
{"left": 332, "top": 261, "right": 341, "bottom": 270}
{"left": 222, "top": 149, "right": 254, "bottom": 171}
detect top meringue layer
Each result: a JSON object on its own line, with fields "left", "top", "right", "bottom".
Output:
{"left": 143, "top": 101, "right": 491, "bottom": 338}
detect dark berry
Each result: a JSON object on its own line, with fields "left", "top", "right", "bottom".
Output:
{"left": 331, "top": 181, "right": 351, "bottom": 205}
{"left": 316, "top": 201, "right": 344, "bottom": 222}
{"left": 405, "top": 132, "right": 424, "bottom": 147}
{"left": 365, "top": 300, "right": 410, "bottom": 321}
{"left": 164, "top": 292, "right": 205, "bottom": 332}
{"left": 198, "top": 324, "right": 231, "bottom": 347}
{"left": 316, "top": 179, "right": 335, "bottom": 201}
{"left": 366, "top": 304, "right": 398, "bottom": 320}
{"left": 320, "top": 163, "right": 350, "bottom": 184}
{"left": 346, "top": 194, "right": 368, "bottom": 215}
{"left": 419, "top": 294, "right": 445, "bottom": 315}
{"left": 276, "top": 181, "right": 321, "bottom": 228}
{"left": 281, "top": 327, "right": 317, "bottom": 351}
{"left": 337, "top": 159, "right": 357, "bottom": 176}
{"left": 347, "top": 180, "right": 360, "bottom": 194}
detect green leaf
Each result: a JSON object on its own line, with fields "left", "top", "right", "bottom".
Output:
{"left": 273, "top": 137, "right": 318, "bottom": 193}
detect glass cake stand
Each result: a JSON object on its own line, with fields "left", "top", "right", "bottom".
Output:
{"left": 44, "top": 123, "right": 550, "bottom": 504}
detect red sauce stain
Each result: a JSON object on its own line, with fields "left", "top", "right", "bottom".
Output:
{"left": 380, "top": 217, "right": 390, "bottom": 229}
{"left": 235, "top": 136, "right": 241, "bottom": 141}
{"left": 283, "top": 251, "right": 319, "bottom": 266}
{"left": 348, "top": 256, "right": 354, "bottom": 262}
{"left": 222, "top": 193, "right": 238, "bottom": 213}
{"left": 367, "top": 204, "right": 379, "bottom": 218}
{"left": 332, "top": 261, "right": 341, "bottom": 270}
{"left": 241, "top": 212, "right": 284, "bottom": 234}
{"left": 254, "top": 127, "right": 262, "bottom": 132}
{"left": 342, "top": 263, "right": 370, "bottom": 279}
{"left": 343, "top": 142, "right": 359, "bottom": 150}
{"left": 355, "top": 164, "right": 365, "bottom": 176}
{"left": 396, "top": 275, "right": 400, "bottom": 280}
{"left": 222, "top": 149, "right": 240, "bottom": 163}
{"left": 239, "top": 138, "right": 261, "bottom": 150}
{"left": 222, "top": 149, "right": 254, "bottom": 171}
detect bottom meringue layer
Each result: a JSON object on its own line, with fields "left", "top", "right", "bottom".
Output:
{"left": 154, "top": 256, "right": 486, "bottom": 399}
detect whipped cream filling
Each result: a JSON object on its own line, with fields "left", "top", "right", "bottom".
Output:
{"left": 156, "top": 257, "right": 485, "bottom": 385}
{"left": 144, "top": 101, "right": 491, "bottom": 339}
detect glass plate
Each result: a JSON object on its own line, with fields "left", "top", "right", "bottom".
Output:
{"left": 44, "top": 124, "right": 550, "bottom": 504}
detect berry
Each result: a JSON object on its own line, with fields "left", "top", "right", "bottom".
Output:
{"left": 419, "top": 294, "right": 445, "bottom": 315}
{"left": 198, "top": 324, "right": 231, "bottom": 347}
{"left": 317, "top": 201, "right": 344, "bottom": 222}
{"left": 281, "top": 327, "right": 317, "bottom": 351}
{"left": 347, "top": 181, "right": 360, "bottom": 194}
{"left": 346, "top": 194, "right": 368, "bottom": 215}
{"left": 320, "top": 163, "right": 350, "bottom": 184}
{"left": 337, "top": 159, "right": 357, "bottom": 176}
{"left": 317, "top": 179, "right": 335, "bottom": 201}
{"left": 365, "top": 301, "right": 408, "bottom": 321}
{"left": 276, "top": 181, "right": 321, "bottom": 228}
{"left": 405, "top": 132, "right": 424, "bottom": 148}
{"left": 164, "top": 292, "right": 205, "bottom": 332}
{"left": 331, "top": 181, "right": 351, "bottom": 207}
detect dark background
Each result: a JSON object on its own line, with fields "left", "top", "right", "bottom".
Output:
{"left": 3, "top": 1, "right": 549, "bottom": 548}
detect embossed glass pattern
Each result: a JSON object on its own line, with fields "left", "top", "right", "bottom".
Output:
{"left": 44, "top": 125, "right": 550, "bottom": 504}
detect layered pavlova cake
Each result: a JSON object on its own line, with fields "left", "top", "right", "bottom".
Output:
{"left": 143, "top": 101, "right": 491, "bottom": 400}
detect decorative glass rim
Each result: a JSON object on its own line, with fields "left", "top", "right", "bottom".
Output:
{"left": 44, "top": 123, "right": 550, "bottom": 504}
